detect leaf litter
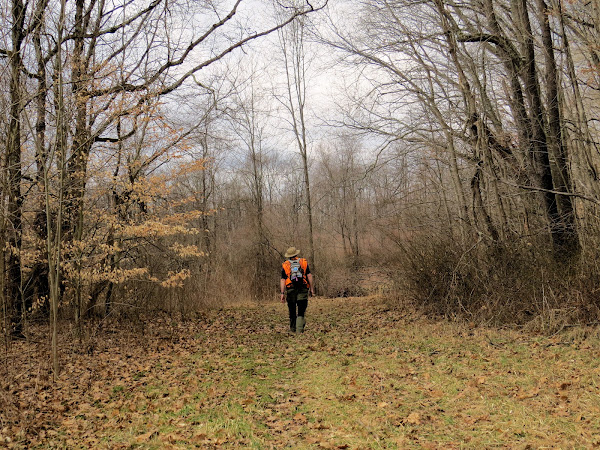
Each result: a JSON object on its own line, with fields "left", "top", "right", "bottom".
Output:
{"left": 2, "top": 296, "right": 600, "bottom": 448}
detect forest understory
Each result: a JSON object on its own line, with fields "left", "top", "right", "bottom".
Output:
{"left": 2, "top": 295, "right": 600, "bottom": 449}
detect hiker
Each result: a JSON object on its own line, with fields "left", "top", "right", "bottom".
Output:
{"left": 280, "top": 247, "right": 314, "bottom": 333}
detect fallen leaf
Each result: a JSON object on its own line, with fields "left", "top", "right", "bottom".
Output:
{"left": 516, "top": 387, "right": 540, "bottom": 400}
{"left": 428, "top": 389, "right": 444, "bottom": 398}
{"left": 135, "top": 430, "right": 158, "bottom": 442}
{"left": 293, "top": 413, "right": 308, "bottom": 424}
{"left": 241, "top": 396, "right": 254, "bottom": 406}
{"left": 405, "top": 412, "right": 421, "bottom": 425}
{"left": 558, "top": 382, "right": 571, "bottom": 391}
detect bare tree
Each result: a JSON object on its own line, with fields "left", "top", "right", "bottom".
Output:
{"left": 226, "top": 64, "right": 275, "bottom": 300}
{"left": 277, "top": 6, "right": 316, "bottom": 269}
{"left": 4, "top": 0, "right": 27, "bottom": 338}
{"left": 315, "top": 136, "right": 367, "bottom": 259}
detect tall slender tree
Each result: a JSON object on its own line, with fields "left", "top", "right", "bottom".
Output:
{"left": 278, "top": 8, "right": 316, "bottom": 269}
{"left": 5, "top": 0, "right": 27, "bottom": 337}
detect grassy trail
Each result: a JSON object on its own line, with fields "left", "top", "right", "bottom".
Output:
{"left": 3, "top": 296, "right": 600, "bottom": 448}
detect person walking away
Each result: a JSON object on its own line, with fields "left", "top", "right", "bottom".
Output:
{"left": 280, "top": 247, "right": 314, "bottom": 333}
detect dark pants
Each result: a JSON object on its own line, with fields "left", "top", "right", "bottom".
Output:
{"left": 286, "top": 286, "right": 308, "bottom": 331}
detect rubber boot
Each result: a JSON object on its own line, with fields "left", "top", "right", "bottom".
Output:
{"left": 296, "top": 316, "right": 305, "bottom": 333}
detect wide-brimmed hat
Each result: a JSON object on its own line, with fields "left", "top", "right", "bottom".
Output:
{"left": 284, "top": 247, "right": 300, "bottom": 258}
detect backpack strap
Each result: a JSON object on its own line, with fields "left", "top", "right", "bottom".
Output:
{"left": 283, "top": 260, "right": 292, "bottom": 288}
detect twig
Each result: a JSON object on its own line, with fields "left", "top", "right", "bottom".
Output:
{"left": 500, "top": 180, "right": 600, "bottom": 205}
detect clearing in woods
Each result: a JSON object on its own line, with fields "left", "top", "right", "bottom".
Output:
{"left": 2, "top": 296, "right": 600, "bottom": 448}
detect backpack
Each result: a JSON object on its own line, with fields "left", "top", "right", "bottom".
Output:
{"left": 288, "top": 259, "right": 305, "bottom": 287}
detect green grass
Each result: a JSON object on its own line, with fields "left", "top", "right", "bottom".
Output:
{"left": 6, "top": 296, "right": 600, "bottom": 448}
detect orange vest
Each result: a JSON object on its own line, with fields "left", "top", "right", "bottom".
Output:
{"left": 282, "top": 258, "right": 309, "bottom": 288}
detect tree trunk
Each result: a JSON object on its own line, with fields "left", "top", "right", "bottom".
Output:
{"left": 516, "top": 0, "right": 579, "bottom": 258}
{"left": 65, "top": 0, "right": 92, "bottom": 243}
{"left": 1, "top": 184, "right": 7, "bottom": 348}
{"left": 48, "top": 0, "right": 68, "bottom": 377}
{"left": 535, "top": 0, "right": 580, "bottom": 259}
{"left": 280, "top": 16, "right": 316, "bottom": 269}
{"left": 32, "top": 0, "right": 50, "bottom": 315}
{"left": 6, "top": 0, "right": 26, "bottom": 338}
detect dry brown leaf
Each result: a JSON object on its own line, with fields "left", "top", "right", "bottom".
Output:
{"left": 406, "top": 412, "right": 421, "bottom": 425}
{"left": 161, "top": 432, "right": 186, "bottom": 444}
{"left": 516, "top": 387, "right": 540, "bottom": 400}
{"left": 309, "top": 422, "right": 329, "bottom": 430}
{"left": 241, "top": 396, "right": 254, "bottom": 406}
{"left": 293, "top": 413, "right": 308, "bottom": 424}
{"left": 135, "top": 429, "right": 158, "bottom": 442}
{"left": 558, "top": 382, "right": 572, "bottom": 391}
{"left": 428, "top": 389, "right": 444, "bottom": 398}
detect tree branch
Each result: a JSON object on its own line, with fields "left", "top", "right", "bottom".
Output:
{"left": 457, "top": 32, "right": 524, "bottom": 69}
{"left": 502, "top": 180, "right": 600, "bottom": 205}
{"left": 95, "top": 127, "right": 136, "bottom": 143}
{"left": 88, "top": 0, "right": 324, "bottom": 98}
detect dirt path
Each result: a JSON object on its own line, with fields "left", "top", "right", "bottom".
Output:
{"left": 2, "top": 296, "right": 600, "bottom": 448}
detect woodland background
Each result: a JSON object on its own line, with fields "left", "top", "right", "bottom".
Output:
{"left": 2, "top": 0, "right": 600, "bottom": 354}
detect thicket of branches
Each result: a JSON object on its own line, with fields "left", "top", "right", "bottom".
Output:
{"left": 323, "top": 0, "right": 600, "bottom": 327}
{"left": 2, "top": 0, "right": 600, "bottom": 361}
{"left": 0, "top": 0, "right": 325, "bottom": 371}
